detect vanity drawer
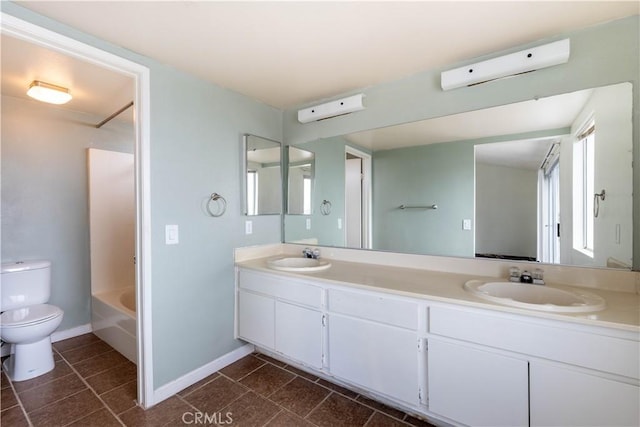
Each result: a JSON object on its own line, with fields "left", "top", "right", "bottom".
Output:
{"left": 429, "top": 306, "right": 639, "bottom": 379}
{"left": 328, "top": 289, "right": 418, "bottom": 330}
{"left": 238, "top": 269, "right": 322, "bottom": 308}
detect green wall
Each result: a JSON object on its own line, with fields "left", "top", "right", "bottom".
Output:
{"left": 373, "top": 141, "right": 475, "bottom": 257}
{"left": 284, "top": 15, "right": 640, "bottom": 269}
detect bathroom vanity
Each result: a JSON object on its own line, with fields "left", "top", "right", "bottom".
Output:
{"left": 235, "top": 253, "right": 640, "bottom": 427}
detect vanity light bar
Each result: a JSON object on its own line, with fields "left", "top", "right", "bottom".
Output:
{"left": 441, "top": 38, "right": 570, "bottom": 91}
{"left": 298, "top": 93, "right": 365, "bottom": 124}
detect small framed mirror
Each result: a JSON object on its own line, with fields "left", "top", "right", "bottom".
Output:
{"left": 243, "top": 134, "right": 282, "bottom": 215}
{"left": 287, "top": 146, "right": 315, "bottom": 215}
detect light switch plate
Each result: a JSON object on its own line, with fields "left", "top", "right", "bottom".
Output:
{"left": 338, "top": 218, "right": 342, "bottom": 230}
{"left": 165, "top": 225, "right": 179, "bottom": 245}
{"left": 306, "top": 218, "right": 311, "bottom": 230}
{"left": 463, "top": 219, "right": 472, "bottom": 230}
{"left": 245, "top": 220, "right": 253, "bottom": 235}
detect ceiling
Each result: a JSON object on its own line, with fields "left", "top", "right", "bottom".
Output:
{"left": 1, "top": 34, "right": 134, "bottom": 123}
{"left": 14, "top": 1, "right": 639, "bottom": 110}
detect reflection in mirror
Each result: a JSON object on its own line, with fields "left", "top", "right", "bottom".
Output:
{"left": 243, "top": 134, "right": 282, "bottom": 216}
{"left": 287, "top": 146, "right": 315, "bottom": 215}
{"left": 284, "top": 83, "right": 633, "bottom": 269}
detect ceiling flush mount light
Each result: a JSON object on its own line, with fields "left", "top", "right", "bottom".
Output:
{"left": 26, "top": 80, "right": 73, "bottom": 104}
{"left": 298, "top": 93, "right": 365, "bottom": 124}
{"left": 441, "top": 39, "right": 570, "bottom": 91}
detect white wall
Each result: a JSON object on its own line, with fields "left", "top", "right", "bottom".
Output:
{"left": 476, "top": 162, "right": 538, "bottom": 258}
{"left": 88, "top": 148, "right": 135, "bottom": 294}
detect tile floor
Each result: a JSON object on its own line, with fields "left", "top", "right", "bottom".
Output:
{"left": 1, "top": 334, "right": 436, "bottom": 426}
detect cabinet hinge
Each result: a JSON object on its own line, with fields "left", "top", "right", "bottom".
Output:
{"left": 321, "top": 314, "right": 326, "bottom": 327}
{"left": 418, "top": 388, "right": 422, "bottom": 401}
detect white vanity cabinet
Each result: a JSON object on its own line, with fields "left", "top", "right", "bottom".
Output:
{"left": 326, "top": 289, "right": 421, "bottom": 406}
{"left": 237, "top": 269, "right": 324, "bottom": 369}
{"left": 529, "top": 362, "right": 640, "bottom": 427}
{"left": 427, "top": 339, "right": 529, "bottom": 427}
{"left": 428, "top": 305, "right": 640, "bottom": 427}
{"left": 236, "top": 265, "right": 639, "bottom": 427}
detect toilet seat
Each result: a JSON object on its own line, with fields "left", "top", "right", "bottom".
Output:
{"left": 1, "top": 304, "right": 63, "bottom": 328}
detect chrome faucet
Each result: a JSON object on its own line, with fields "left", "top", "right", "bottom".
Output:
{"left": 302, "top": 247, "right": 321, "bottom": 259}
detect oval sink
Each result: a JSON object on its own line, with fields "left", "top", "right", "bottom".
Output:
{"left": 464, "top": 281, "right": 606, "bottom": 313}
{"left": 267, "top": 257, "right": 332, "bottom": 272}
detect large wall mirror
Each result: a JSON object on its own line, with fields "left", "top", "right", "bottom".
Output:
{"left": 287, "top": 146, "right": 315, "bottom": 215}
{"left": 284, "top": 82, "right": 633, "bottom": 270}
{"left": 243, "top": 134, "right": 282, "bottom": 215}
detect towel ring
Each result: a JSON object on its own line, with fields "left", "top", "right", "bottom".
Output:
{"left": 206, "top": 193, "right": 227, "bottom": 217}
{"left": 320, "top": 199, "right": 332, "bottom": 215}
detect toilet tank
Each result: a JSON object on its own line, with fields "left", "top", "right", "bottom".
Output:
{"left": 1, "top": 260, "right": 52, "bottom": 312}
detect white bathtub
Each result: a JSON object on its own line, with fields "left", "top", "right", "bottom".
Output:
{"left": 92, "top": 288, "right": 137, "bottom": 364}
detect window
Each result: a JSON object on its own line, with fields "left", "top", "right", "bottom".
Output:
{"left": 247, "top": 170, "right": 258, "bottom": 215}
{"left": 303, "top": 176, "right": 311, "bottom": 215}
{"left": 572, "top": 121, "right": 595, "bottom": 256}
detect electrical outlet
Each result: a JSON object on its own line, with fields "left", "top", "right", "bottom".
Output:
{"left": 306, "top": 218, "right": 311, "bottom": 230}
{"left": 462, "top": 219, "right": 472, "bottom": 230}
{"left": 338, "top": 218, "right": 342, "bottom": 230}
{"left": 245, "top": 220, "right": 253, "bottom": 235}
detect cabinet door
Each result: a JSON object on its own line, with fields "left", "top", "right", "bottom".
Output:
{"left": 237, "top": 290, "right": 275, "bottom": 349}
{"left": 530, "top": 361, "right": 640, "bottom": 427}
{"left": 328, "top": 314, "right": 419, "bottom": 405}
{"left": 428, "top": 339, "right": 528, "bottom": 427}
{"left": 275, "top": 301, "right": 323, "bottom": 369}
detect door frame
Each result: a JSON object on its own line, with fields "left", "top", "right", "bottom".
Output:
{"left": 1, "top": 13, "right": 155, "bottom": 408}
{"left": 344, "top": 146, "right": 372, "bottom": 249}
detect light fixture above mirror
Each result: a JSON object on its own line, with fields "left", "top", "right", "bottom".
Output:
{"left": 26, "top": 80, "right": 72, "bottom": 105}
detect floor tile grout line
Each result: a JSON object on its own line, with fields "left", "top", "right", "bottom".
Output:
{"left": 3, "top": 368, "right": 35, "bottom": 427}
{"left": 302, "top": 390, "right": 335, "bottom": 422}
{"left": 56, "top": 347, "right": 127, "bottom": 427}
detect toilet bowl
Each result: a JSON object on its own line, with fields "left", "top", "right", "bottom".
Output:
{"left": 1, "top": 304, "right": 64, "bottom": 381}
{"left": 1, "top": 261, "right": 64, "bottom": 381}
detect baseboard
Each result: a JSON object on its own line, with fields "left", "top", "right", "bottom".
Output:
{"left": 51, "top": 323, "right": 93, "bottom": 343}
{"left": 1, "top": 323, "right": 92, "bottom": 357}
{"left": 153, "top": 343, "right": 255, "bottom": 405}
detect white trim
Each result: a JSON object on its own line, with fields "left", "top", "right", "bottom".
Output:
{"left": 153, "top": 344, "right": 255, "bottom": 404}
{"left": 1, "top": 13, "right": 154, "bottom": 408}
{"left": 345, "top": 146, "right": 372, "bottom": 249}
{"left": 51, "top": 323, "right": 93, "bottom": 343}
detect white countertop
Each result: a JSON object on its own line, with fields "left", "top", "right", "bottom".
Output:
{"left": 237, "top": 256, "right": 640, "bottom": 333}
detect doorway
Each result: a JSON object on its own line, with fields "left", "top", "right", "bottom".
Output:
{"left": 344, "top": 146, "right": 372, "bottom": 249}
{"left": 2, "top": 13, "right": 153, "bottom": 407}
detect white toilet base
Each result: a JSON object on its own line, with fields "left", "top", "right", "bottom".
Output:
{"left": 3, "top": 336, "right": 55, "bottom": 382}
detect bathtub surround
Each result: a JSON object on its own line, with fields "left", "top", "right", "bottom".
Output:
{"left": 88, "top": 148, "right": 135, "bottom": 295}
{"left": 2, "top": 1, "right": 639, "bottom": 412}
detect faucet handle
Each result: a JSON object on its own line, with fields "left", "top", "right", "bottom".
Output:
{"left": 312, "top": 248, "right": 321, "bottom": 259}
{"left": 532, "top": 268, "right": 545, "bottom": 285}
{"left": 302, "top": 247, "right": 312, "bottom": 258}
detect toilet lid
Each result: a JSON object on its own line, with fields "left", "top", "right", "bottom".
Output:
{"left": 1, "top": 304, "right": 63, "bottom": 328}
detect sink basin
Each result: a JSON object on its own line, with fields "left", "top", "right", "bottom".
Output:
{"left": 463, "top": 280, "right": 606, "bottom": 313}
{"left": 267, "top": 257, "right": 332, "bottom": 272}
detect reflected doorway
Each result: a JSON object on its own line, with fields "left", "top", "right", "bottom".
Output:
{"left": 345, "top": 146, "right": 372, "bottom": 249}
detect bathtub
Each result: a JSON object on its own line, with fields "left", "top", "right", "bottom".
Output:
{"left": 91, "top": 288, "right": 137, "bottom": 364}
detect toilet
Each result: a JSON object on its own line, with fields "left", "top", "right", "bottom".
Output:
{"left": 1, "top": 260, "right": 64, "bottom": 381}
